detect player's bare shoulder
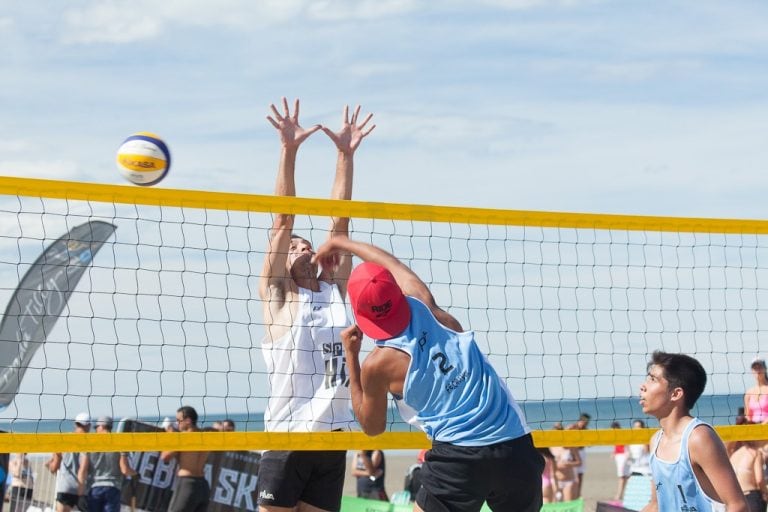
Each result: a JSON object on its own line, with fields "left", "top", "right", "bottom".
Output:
{"left": 363, "top": 345, "right": 409, "bottom": 394}
{"left": 687, "top": 421, "right": 722, "bottom": 456}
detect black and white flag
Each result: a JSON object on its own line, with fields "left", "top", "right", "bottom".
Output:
{"left": 0, "top": 220, "right": 116, "bottom": 409}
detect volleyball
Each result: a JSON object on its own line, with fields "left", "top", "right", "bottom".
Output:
{"left": 116, "top": 132, "right": 171, "bottom": 186}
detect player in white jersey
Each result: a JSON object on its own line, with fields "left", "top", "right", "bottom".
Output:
{"left": 257, "top": 97, "right": 375, "bottom": 512}
{"left": 639, "top": 351, "right": 747, "bottom": 512}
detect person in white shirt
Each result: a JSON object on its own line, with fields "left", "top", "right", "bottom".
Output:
{"left": 628, "top": 419, "right": 652, "bottom": 476}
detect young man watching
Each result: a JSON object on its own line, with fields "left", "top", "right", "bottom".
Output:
{"left": 639, "top": 351, "right": 748, "bottom": 512}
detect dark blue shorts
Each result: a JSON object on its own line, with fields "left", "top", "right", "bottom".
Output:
{"left": 417, "top": 434, "right": 544, "bottom": 512}
{"left": 88, "top": 486, "right": 121, "bottom": 512}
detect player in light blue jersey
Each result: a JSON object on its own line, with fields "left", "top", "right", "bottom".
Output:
{"left": 257, "top": 98, "right": 375, "bottom": 512}
{"left": 313, "top": 237, "right": 543, "bottom": 512}
{"left": 639, "top": 351, "right": 747, "bottom": 512}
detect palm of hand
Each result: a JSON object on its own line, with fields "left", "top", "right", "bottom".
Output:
{"left": 323, "top": 106, "right": 374, "bottom": 153}
{"left": 333, "top": 125, "right": 365, "bottom": 153}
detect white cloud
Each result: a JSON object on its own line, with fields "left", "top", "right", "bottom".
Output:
{"left": 150, "top": 0, "right": 304, "bottom": 28}
{"left": 0, "top": 159, "right": 83, "bottom": 180}
{"left": 473, "top": 0, "right": 600, "bottom": 8}
{"left": 306, "top": 0, "right": 418, "bottom": 20}
{"left": 59, "top": 0, "right": 396, "bottom": 44}
{"left": 61, "top": 3, "right": 163, "bottom": 44}
{"left": 345, "top": 62, "right": 414, "bottom": 79}
{"left": 530, "top": 57, "right": 705, "bottom": 83}
{"left": 375, "top": 110, "right": 554, "bottom": 152}
{"left": 0, "top": 139, "right": 36, "bottom": 153}
{"left": 593, "top": 60, "right": 703, "bottom": 82}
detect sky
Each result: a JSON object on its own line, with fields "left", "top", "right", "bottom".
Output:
{"left": 1, "top": 0, "right": 768, "bottom": 426}
{"left": 1, "top": 0, "right": 767, "bottom": 218}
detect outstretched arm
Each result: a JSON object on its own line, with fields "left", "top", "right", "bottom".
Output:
{"left": 259, "top": 97, "right": 321, "bottom": 304}
{"left": 318, "top": 105, "right": 375, "bottom": 293}
{"left": 314, "top": 237, "right": 463, "bottom": 331}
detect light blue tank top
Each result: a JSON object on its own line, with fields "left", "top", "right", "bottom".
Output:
{"left": 376, "top": 297, "right": 530, "bottom": 446}
{"left": 649, "top": 418, "right": 725, "bottom": 512}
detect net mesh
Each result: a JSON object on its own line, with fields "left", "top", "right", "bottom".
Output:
{"left": 0, "top": 177, "right": 765, "bottom": 450}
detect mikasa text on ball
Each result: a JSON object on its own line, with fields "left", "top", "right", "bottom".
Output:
{"left": 116, "top": 132, "right": 171, "bottom": 186}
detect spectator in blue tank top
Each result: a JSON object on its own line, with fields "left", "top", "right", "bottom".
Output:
{"left": 639, "top": 351, "right": 747, "bottom": 512}
{"left": 313, "top": 237, "right": 544, "bottom": 512}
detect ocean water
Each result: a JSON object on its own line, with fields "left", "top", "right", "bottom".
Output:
{"left": 519, "top": 393, "right": 743, "bottom": 430}
{"left": 2, "top": 394, "right": 743, "bottom": 434}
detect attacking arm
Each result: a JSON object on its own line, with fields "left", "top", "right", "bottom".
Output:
{"left": 315, "top": 237, "right": 463, "bottom": 331}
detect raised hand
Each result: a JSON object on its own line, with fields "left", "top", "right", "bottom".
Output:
{"left": 321, "top": 104, "right": 376, "bottom": 155}
{"left": 266, "top": 97, "right": 321, "bottom": 149}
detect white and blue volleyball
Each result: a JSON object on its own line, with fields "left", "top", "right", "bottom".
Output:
{"left": 116, "top": 132, "right": 171, "bottom": 186}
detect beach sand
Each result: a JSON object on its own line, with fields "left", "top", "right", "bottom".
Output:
{"left": 344, "top": 448, "right": 621, "bottom": 512}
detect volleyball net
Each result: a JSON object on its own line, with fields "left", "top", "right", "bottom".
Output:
{"left": 1, "top": 176, "right": 766, "bottom": 452}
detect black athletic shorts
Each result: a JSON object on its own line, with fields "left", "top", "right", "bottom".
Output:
{"left": 256, "top": 450, "right": 346, "bottom": 510}
{"left": 417, "top": 434, "right": 544, "bottom": 512}
{"left": 744, "top": 490, "right": 766, "bottom": 512}
{"left": 168, "top": 476, "right": 210, "bottom": 512}
{"left": 57, "top": 492, "right": 79, "bottom": 507}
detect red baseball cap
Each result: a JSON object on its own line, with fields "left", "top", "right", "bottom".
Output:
{"left": 347, "top": 262, "right": 411, "bottom": 340}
